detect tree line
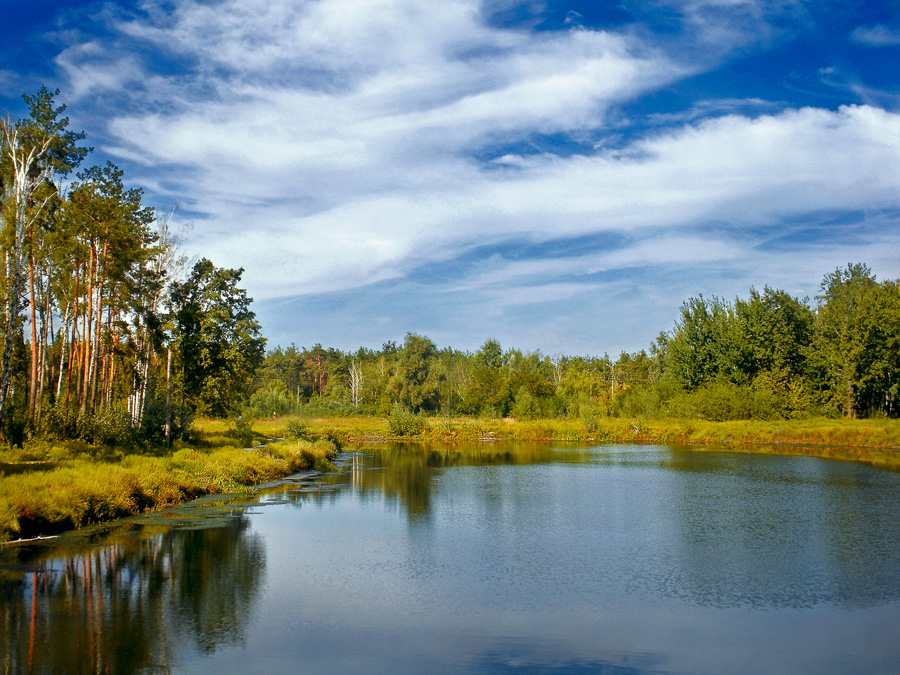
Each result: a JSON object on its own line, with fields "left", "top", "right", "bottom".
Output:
{"left": 1, "top": 88, "right": 265, "bottom": 444}
{"left": 252, "top": 263, "right": 900, "bottom": 422}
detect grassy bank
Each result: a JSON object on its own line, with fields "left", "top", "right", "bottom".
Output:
{"left": 0, "top": 431, "right": 337, "bottom": 543}
{"left": 253, "top": 414, "right": 900, "bottom": 448}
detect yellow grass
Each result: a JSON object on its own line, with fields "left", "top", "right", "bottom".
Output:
{"left": 0, "top": 429, "right": 337, "bottom": 543}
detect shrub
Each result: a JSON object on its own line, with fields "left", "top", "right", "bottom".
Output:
{"left": 511, "top": 386, "right": 539, "bottom": 420}
{"left": 388, "top": 405, "right": 425, "bottom": 436}
{"left": 40, "top": 403, "right": 80, "bottom": 440}
{"left": 78, "top": 406, "right": 140, "bottom": 448}
{"left": 141, "top": 399, "right": 193, "bottom": 443}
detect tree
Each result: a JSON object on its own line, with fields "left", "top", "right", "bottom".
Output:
{"left": 169, "top": 259, "right": 265, "bottom": 417}
{"left": 470, "top": 338, "right": 510, "bottom": 415}
{"left": 663, "top": 295, "right": 738, "bottom": 390}
{"left": 809, "top": 263, "right": 878, "bottom": 418}
{"left": 860, "top": 280, "right": 900, "bottom": 416}
{"left": 389, "top": 333, "right": 441, "bottom": 412}
{"left": 735, "top": 286, "right": 812, "bottom": 380}
{"left": 349, "top": 359, "right": 363, "bottom": 407}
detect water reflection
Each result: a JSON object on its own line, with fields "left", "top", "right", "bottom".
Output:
{"left": 1, "top": 511, "right": 264, "bottom": 673}
{"left": 336, "top": 442, "right": 595, "bottom": 523}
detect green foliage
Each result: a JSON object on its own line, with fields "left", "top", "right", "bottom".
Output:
{"left": 511, "top": 386, "right": 539, "bottom": 420}
{"left": 249, "top": 382, "right": 293, "bottom": 417}
{"left": 389, "top": 333, "right": 442, "bottom": 413}
{"left": 807, "top": 264, "right": 900, "bottom": 418}
{"left": 735, "top": 286, "right": 813, "bottom": 379}
{"left": 243, "top": 265, "right": 900, "bottom": 423}
{"left": 388, "top": 405, "right": 426, "bottom": 436}
{"left": 664, "top": 295, "right": 738, "bottom": 390}
{"left": 613, "top": 384, "right": 665, "bottom": 419}
{"left": 141, "top": 399, "right": 193, "bottom": 443}
{"left": 40, "top": 404, "right": 141, "bottom": 448}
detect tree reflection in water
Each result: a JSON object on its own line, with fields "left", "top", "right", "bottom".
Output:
{"left": 0, "top": 512, "right": 264, "bottom": 673}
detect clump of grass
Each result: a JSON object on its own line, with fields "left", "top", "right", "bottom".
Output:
{"left": 268, "top": 439, "right": 338, "bottom": 472}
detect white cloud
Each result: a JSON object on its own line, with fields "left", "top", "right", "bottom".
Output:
{"left": 850, "top": 25, "right": 900, "bottom": 47}
{"left": 43, "top": 0, "right": 900, "bottom": 351}
{"left": 124, "top": 102, "right": 900, "bottom": 303}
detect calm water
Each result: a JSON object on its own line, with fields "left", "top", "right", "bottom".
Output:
{"left": 3, "top": 443, "right": 900, "bottom": 674}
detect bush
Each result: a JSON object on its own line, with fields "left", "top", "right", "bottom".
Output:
{"left": 141, "top": 399, "right": 193, "bottom": 443}
{"left": 613, "top": 384, "right": 664, "bottom": 419}
{"left": 40, "top": 403, "right": 80, "bottom": 440}
{"left": 77, "top": 406, "right": 140, "bottom": 448}
{"left": 511, "top": 386, "right": 539, "bottom": 420}
{"left": 388, "top": 405, "right": 425, "bottom": 436}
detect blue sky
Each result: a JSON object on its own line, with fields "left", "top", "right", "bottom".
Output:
{"left": 2, "top": 0, "right": 899, "bottom": 355}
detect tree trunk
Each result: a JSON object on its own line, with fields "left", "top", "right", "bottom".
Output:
{"left": 165, "top": 347, "right": 173, "bottom": 447}
{"left": 28, "top": 247, "right": 39, "bottom": 425}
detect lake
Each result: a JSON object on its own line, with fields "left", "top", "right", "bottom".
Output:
{"left": 2, "top": 442, "right": 900, "bottom": 673}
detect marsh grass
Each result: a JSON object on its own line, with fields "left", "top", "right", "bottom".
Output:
{"left": 0, "top": 433, "right": 338, "bottom": 543}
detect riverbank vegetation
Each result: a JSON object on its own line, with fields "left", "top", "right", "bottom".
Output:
{"left": 258, "top": 414, "right": 900, "bottom": 448}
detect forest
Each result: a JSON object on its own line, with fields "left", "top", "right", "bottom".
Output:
{"left": 2, "top": 89, "right": 899, "bottom": 451}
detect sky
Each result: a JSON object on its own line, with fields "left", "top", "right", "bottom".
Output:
{"left": 2, "top": 0, "right": 899, "bottom": 356}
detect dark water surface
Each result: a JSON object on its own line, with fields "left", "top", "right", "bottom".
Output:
{"left": 3, "top": 443, "right": 900, "bottom": 673}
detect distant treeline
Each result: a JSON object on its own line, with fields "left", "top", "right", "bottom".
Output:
{"left": 0, "top": 88, "right": 265, "bottom": 445}
{"left": 252, "top": 263, "right": 899, "bottom": 421}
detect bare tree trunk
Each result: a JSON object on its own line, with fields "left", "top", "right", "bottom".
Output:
{"left": 350, "top": 359, "right": 362, "bottom": 407}
{"left": 80, "top": 245, "right": 95, "bottom": 411}
{"left": 36, "top": 276, "right": 50, "bottom": 425}
{"left": 28, "top": 248, "right": 39, "bottom": 425}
